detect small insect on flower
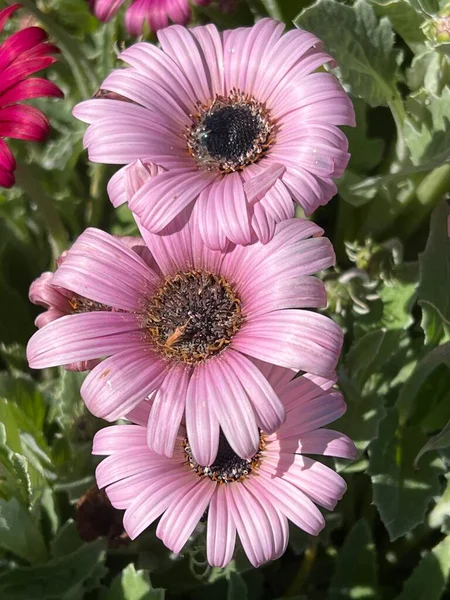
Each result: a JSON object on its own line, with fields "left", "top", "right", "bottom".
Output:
{"left": 27, "top": 214, "right": 342, "bottom": 465}
{"left": 74, "top": 19, "right": 355, "bottom": 249}
{"left": 93, "top": 370, "right": 357, "bottom": 567}
{"left": 0, "top": 4, "right": 63, "bottom": 188}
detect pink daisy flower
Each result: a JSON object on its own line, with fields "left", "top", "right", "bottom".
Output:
{"left": 29, "top": 237, "right": 151, "bottom": 372}
{"left": 93, "top": 370, "right": 357, "bottom": 567}
{"left": 0, "top": 3, "right": 63, "bottom": 188}
{"left": 27, "top": 214, "right": 343, "bottom": 463}
{"left": 73, "top": 19, "right": 354, "bottom": 249}
{"left": 88, "top": 0, "right": 210, "bottom": 36}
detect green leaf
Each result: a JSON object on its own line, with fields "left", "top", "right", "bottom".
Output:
{"left": 417, "top": 200, "right": 450, "bottom": 343}
{"left": 346, "top": 329, "right": 405, "bottom": 388}
{"left": 0, "top": 373, "right": 46, "bottom": 431}
{"left": 396, "top": 343, "right": 450, "bottom": 424}
{"left": 372, "top": 0, "right": 427, "bottom": 50}
{"left": 376, "top": 274, "right": 417, "bottom": 330}
{"left": 328, "top": 519, "right": 378, "bottom": 599}
{"left": 0, "top": 497, "right": 48, "bottom": 564}
{"left": 105, "top": 564, "right": 165, "bottom": 600}
{"left": 0, "top": 539, "right": 106, "bottom": 600}
{"left": 429, "top": 477, "right": 450, "bottom": 532}
{"left": 367, "top": 408, "right": 443, "bottom": 540}
{"left": 405, "top": 89, "right": 450, "bottom": 168}
{"left": 335, "top": 371, "right": 386, "bottom": 461}
{"left": 415, "top": 419, "right": 450, "bottom": 467}
{"left": 227, "top": 572, "right": 248, "bottom": 600}
{"left": 343, "top": 98, "right": 384, "bottom": 173}
{"left": 50, "top": 520, "right": 83, "bottom": 558}
{"left": 296, "top": 0, "right": 401, "bottom": 107}
{"left": 407, "top": 50, "right": 450, "bottom": 95}
{"left": 394, "top": 535, "right": 450, "bottom": 600}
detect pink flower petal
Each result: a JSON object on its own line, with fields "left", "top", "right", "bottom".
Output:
{"left": 270, "top": 428, "right": 357, "bottom": 460}
{"left": 207, "top": 356, "right": 260, "bottom": 460}
{"left": 278, "top": 391, "right": 347, "bottom": 438}
{"left": 157, "top": 25, "right": 210, "bottom": 103}
{"left": 101, "top": 68, "right": 189, "bottom": 129}
{"left": 130, "top": 169, "right": 214, "bottom": 233}
{"left": 233, "top": 310, "right": 343, "bottom": 376}
{"left": 207, "top": 485, "right": 236, "bottom": 568}
{"left": 92, "top": 424, "right": 148, "bottom": 456}
{"left": 263, "top": 453, "right": 347, "bottom": 511}
{"left": 147, "top": 364, "right": 191, "bottom": 458}
{"left": 52, "top": 228, "right": 159, "bottom": 312}
{"left": 123, "top": 469, "right": 195, "bottom": 539}
{"left": 214, "top": 172, "right": 252, "bottom": 245}
{"left": 125, "top": 398, "right": 153, "bottom": 426}
{"left": 96, "top": 447, "right": 167, "bottom": 488}
{"left": 224, "top": 351, "right": 285, "bottom": 434}
{"left": 27, "top": 312, "right": 142, "bottom": 369}
{"left": 254, "top": 473, "right": 325, "bottom": 535}
{"left": 185, "top": 363, "right": 220, "bottom": 466}
{"left": 118, "top": 42, "right": 196, "bottom": 108}
{"left": 243, "top": 163, "right": 286, "bottom": 204}
{"left": 190, "top": 24, "right": 225, "bottom": 97}
{"left": 156, "top": 478, "right": 215, "bottom": 553}
{"left": 193, "top": 182, "right": 228, "bottom": 251}
{"left": 228, "top": 482, "right": 289, "bottom": 567}
{"left": 251, "top": 202, "right": 276, "bottom": 244}
{"left": 81, "top": 347, "right": 166, "bottom": 421}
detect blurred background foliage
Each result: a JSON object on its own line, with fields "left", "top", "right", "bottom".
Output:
{"left": 1, "top": 0, "right": 450, "bottom": 598}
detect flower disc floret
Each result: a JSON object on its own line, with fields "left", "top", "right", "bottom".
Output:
{"left": 143, "top": 270, "right": 242, "bottom": 364}
{"left": 187, "top": 91, "right": 274, "bottom": 173}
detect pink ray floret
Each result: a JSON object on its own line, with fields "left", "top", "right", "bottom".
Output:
{"left": 0, "top": 4, "right": 63, "bottom": 188}
{"left": 27, "top": 213, "right": 343, "bottom": 464}
{"left": 92, "top": 370, "right": 357, "bottom": 567}
{"left": 88, "top": 0, "right": 210, "bottom": 35}
{"left": 73, "top": 18, "right": 354, "bottom": 248}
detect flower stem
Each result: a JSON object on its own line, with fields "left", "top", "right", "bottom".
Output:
{"left": 15, "top": 163, "right": 68, "bottom": 259}
{"left": 395, "top": 163, "right": 450, "bottom": 238}
{"left": 284, "top": 540, "right": 318, "bottom": 597}
{"left": 387, "top": 92, "right": 408, "bottom": 165}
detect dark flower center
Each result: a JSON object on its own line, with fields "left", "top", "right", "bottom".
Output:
{"left": 184, "top": 431, "right": 265, "bottom": 483}
{"left": 143, "top": 270, "right": 242, "bottom": 364}
{"left": 187, "top": 91, "right": 275, "bottom": 173}
{"left": 202, "top": 105, "right": 261, "bottom": 164}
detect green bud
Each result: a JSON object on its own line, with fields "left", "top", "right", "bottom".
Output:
{"left": 423, "top": 7, "right": 450, "bottom": 43}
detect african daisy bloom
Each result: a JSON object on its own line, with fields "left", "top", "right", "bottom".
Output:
{"left": 27, "top": 214, "right": 343, "bottom": 464}
{"left": 28, "top": 238, "right": 151, "bottom": 371}
{"left": 93, "top": 370, "right": 357, "bottom": 567}
{"left": 73, "top": 18, "right": 354, "bottom": 249}
{"left": 88, "top": 0, "right": 210, "bottom": 36}
{"left": 0, "top": 4, "right": 63, "bottom": 188}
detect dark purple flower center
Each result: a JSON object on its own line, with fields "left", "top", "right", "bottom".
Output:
{"left": 143, "top": 270, "right": 242, "bottom": 364}
{"left": 184, "top": 431, "right": 265, "bottom": 483}
{"left": 202, "top": 105, "right": 261, "bottom": 164}
{"left": 187, "top": 91, "right": 274, "bottom": 173}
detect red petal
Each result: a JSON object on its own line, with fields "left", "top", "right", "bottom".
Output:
{"left": 0, "top": 4, "right": 21, "bottom": 35}
{"left": 0, "top": 78, "right": 63, "bottom": 105}
{"left": 0, "top": 104, "right": 50, "bottom": 141}
{"left": 0, "top": 27, "right": 48, "bottom": 71}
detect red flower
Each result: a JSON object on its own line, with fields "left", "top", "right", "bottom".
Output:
{"left": 0, "top": 4, "right": 63, "bottom": 188}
